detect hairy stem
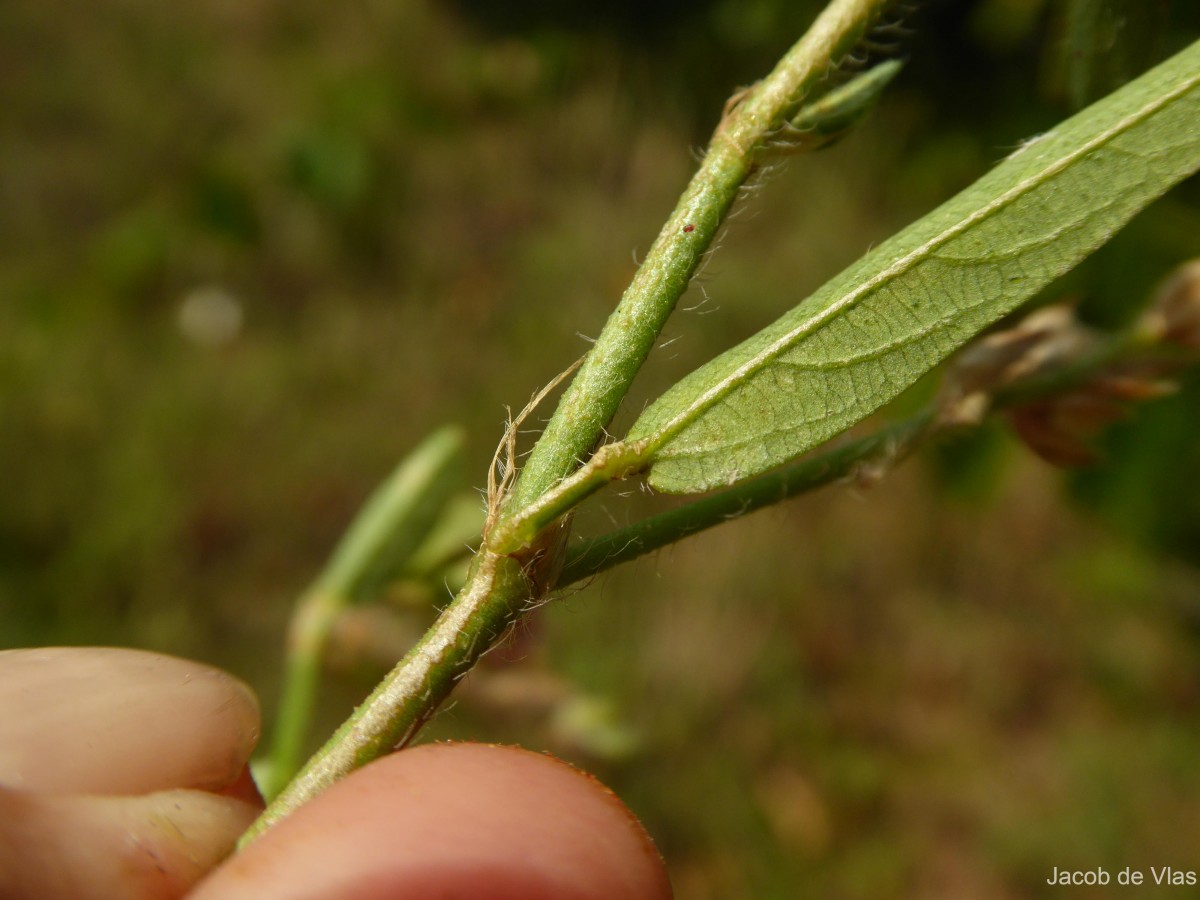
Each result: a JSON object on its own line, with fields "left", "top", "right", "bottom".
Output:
{"left": 259, "top": 426, "right": 463, "bottom": 800}
{"left": 508, "top": 0, "right": 895, "bottom": 510}
{"left": 557, "top": 415, "right": 933, "bottom": 587}
{"left": 242, "top": 550, "right": 533, "bottom": 844}
{"left": 244, "top": 0, "right": 895, "bottom": 844}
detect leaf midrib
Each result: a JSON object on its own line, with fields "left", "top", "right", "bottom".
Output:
{"left": 640, "top": 60, "right": 1200, "bottom": 454}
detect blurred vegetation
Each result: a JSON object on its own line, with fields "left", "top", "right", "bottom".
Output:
{"left": 2, "top": 0, "right": 1200, "bottom": 896}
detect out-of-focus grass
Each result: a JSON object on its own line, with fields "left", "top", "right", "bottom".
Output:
{"left": 3, "top": 1, "right": 1200, "bottom": 897}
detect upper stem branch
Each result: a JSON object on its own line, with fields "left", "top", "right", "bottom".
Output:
{"left": 508, "top": 0, "right": 895, "bottom": 511}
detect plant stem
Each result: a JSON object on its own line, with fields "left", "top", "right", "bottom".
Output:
{"left": 556, "top": 325, "right": 1187, "bottom": 587}
{"left": 244, "top": 0, "right": 895, "bottom": 844}
{"left": 259, "top": 589, "right": 344, "bottom": 802}
{"left": 490, "top": 439, "right": 646, "bottom": 553}
{"left": 242, "top": 549, "right": 533, "bottom": 845}
{"left": 508, "top": 0, "right": 895, "bottom": 511}
{"left": 259, "top": 427, "right": 463, "bottom": 800}
{"left": 557, "top": 414, "right": 933, "bottom": 588}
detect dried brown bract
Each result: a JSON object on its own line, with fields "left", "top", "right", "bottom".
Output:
{"left": 1140, "top": 259, "right": 1200, "bottom": 350}
{"left": 938, "top": 278, "right": 1194, "bottom": 468}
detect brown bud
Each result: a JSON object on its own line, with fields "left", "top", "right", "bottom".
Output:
{"left": 938, "top": 304, "right": 1094, "bottom": 426}
{"left": 1140, "top": 260, "right": 1200, "bottom": 349}
{"left": 1005, "top": 368, "right": 1176, "bottom": 468}
{"left": 1008, "top": 402, "right": 1104, "bottom": 467}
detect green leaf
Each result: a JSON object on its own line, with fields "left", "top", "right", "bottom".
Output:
{"left": 318, "top": 425, "right": 465, "bottom": 600}
{"left": 629, "top": 39, "right": 1200, "bottom": 494}
{"left": 1054, "top": 0, "right": 1169, "bottom": 110}
{"left": 782, "top": 59, "right": 904, "bottom": 151}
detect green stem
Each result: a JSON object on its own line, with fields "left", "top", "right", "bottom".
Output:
{"left": 244, "top": 0, "right": 895, "bottom": 844}
{"left": 558, "top": 414, "right": 932, "bottom": 587}
{"left": 259, "top": 589, "right": 343, "bottom": 801}
{"left": 490, "top": 439, "right": 646, "bottom": 553}
{"left": 556, "top": 327, "right": 1178, "bottom": 587}
{"left": 259, "top": 426, "right": 463, "bottom": 800}
{"left": 242, "top": 549, "right": 533, "bottom": 845}
{"left": 508, "top": 0, "right": 895, "bottom": 510}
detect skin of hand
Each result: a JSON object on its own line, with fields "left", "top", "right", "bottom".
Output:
{"left": 0, "top": 647, "right": 672, "bottom": 900}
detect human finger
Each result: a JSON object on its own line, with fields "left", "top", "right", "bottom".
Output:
{"left": 196, "top": 742, "right": 672, "bottom": 900}
{"left": 0, "top": 647, "right": 260, "bottom": 795}
{"left": 0, "top": 783, "right": 259, "bottom": 899}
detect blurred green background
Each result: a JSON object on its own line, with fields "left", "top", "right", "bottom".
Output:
{"left": 3, "top": 0, "right": 1200, "bottom": 896}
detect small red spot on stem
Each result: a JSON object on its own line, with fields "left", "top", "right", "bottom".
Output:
{"left": 683, "top": 224, "right": 695, "bottom": 233}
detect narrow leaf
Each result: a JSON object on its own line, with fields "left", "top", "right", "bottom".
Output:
{"left": 1053, "top": 0, "right": 1169, "bottom": 110}
{"left": 784, "top": 59, "right": 904, "bottom": 151}
{"left": 319, "top": 425, "right": 464, "bottom": 600}
{"left": 629, "top": 39, "right": 1200, "bottom": 494}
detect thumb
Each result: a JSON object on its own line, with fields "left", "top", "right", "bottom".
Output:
{"left": 196, "top": 742, "right": 672, "bottom": 899}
